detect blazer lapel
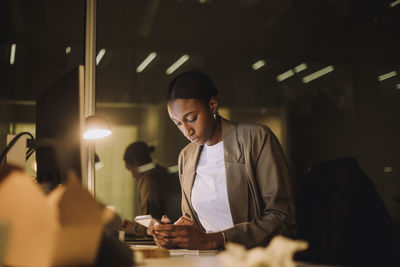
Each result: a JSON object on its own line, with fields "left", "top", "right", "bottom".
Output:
{"left": 181, "top": 144, "right": 202, "bottom": 220}
{"left": 221, "top": 119, "right": 249, "bottom": 224}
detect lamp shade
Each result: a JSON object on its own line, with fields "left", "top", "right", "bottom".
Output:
{"left": 83, "top": 115, "right": 112, "bottom": 140}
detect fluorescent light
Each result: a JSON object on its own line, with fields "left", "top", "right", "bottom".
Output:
{"left": 10, "top": 43, "right": 16, "bottom": 65}
{"left": 294, "top": 63, "right": 307, "bottom": 73}
{"left": 396, "top": 84, "right": 400, "bottom": 90}
{"left": 390, "top": 0, "right": 400, "bottom": 7}
{"left": 96, "top": 49, "right": 106, "bottom": 66}
{"left": 383, "top": 166, "right": 393, "bottom": 173}
{"left": 378, "top": 71, "right": 397, "bottom": 82}
{"left": 166, "top": 54, "right": 189, "bottom": 75}
{"left": 136, "top": 52, "right": 157, "bottom": 73}
{"left": 277, "top": 69, "right": 295, "bottom": 82}
{"left": 252, "top": 60, "right": 266, "bottom": 70}
{"left": 66, "top": 46, "right": 72, "bottom": 54}
{"left": 302, "top": 65, "right": 335, "bottom": 83}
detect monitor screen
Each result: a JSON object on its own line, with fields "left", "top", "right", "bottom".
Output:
{"left": 36, "top": 65, "right": 85, "bottom": 189}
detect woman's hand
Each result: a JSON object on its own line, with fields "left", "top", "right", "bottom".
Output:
{"left": 146, "top": 215, "right": 192, "bottom": 241}
{"left": 153, "top": 224, "right": 224, "bottom": 250}
{"left": 147, "top": 215, "right": 175, "bottom": 248}
{"left": 174, "top": 216, "right": 195, "bottom": 226}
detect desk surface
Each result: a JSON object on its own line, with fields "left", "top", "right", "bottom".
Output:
{"left": 140, "top": 255, "right": 339, "bottom": 267}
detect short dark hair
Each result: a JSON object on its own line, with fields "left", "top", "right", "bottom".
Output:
{"left": 123, "top": 141, "right": 155, "bottom": 165}
{"left": 167, "top": 71, "right": 218, "bottom": 102}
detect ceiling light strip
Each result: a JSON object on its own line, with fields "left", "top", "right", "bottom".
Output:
{"left": 10, "top": 43, "right": 16, "bottom": 65}
{"left": 252, "top": 60, "right": 266, "bottom": 70}
{"left": 277, "top": 69, "right": 295, "bottom": 82}
{"left": 166, "top": 54, "right": 189, "bottom": 75}
{"left": 390, "top": 0, "right": 400, "bottom": 7}
{"left": 294, "top": 63, "right": 307, "bottom": 73}
{"left": 96, "top": 49, "right": 106, "bottom": 66}
{"left": 136, "top": 52, "right": 157, "bottom": 73}
{"left": 302, "top": 65, "right": 335, "bottom": 83}
{"left": 378, "top": 71, "right": 397, "bottom": 82}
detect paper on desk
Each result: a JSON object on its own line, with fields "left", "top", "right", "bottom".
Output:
{"left": 0, "top": 170, "right": 108, "bottom": 267}
{"left": 218, "top": 235, "right": 308, "bottom": 267}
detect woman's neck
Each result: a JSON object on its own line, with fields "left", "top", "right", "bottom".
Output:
{"left": 206, "top": 117, "right": 222, "bottom": 146}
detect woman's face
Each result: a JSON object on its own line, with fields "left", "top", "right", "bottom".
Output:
{"left": 167, "top": 98, "right": 218, "bottom": 146}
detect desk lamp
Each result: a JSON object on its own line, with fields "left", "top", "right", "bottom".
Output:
{"left": 83, "top": 115, "right": 112, "bottom": 140}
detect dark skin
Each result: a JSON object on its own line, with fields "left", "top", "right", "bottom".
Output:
{"left": 146, "top": 97, "right": 225, "bottom": 249}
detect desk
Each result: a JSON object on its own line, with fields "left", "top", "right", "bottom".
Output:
{"left": 140, "top": 255, "right": 340, "bottom": 267}
{"left": 141, "top": 256, "right": 220, "bottom": 267}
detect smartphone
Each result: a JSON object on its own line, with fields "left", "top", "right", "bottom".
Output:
{"left": 134, "top": 215, "right": 160, "bottom": 228}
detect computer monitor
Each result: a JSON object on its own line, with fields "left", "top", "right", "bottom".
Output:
{"left": 35, "top": 65, "right": 86, "bottom": 189}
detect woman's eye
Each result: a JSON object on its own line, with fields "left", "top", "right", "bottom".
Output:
{"left": 187, "top": 117, "right": 197, "bottom": 122}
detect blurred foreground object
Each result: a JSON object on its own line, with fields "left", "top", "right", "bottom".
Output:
{"left": 0, "top": 222, "right": 9, "bottom": 267}
{"left": 0, "top": 165, "right": 111, "bottom": 266}
{"left": 131, "top": 246, "right": 169, "bottom": 263}
{"left": 218, "top": 236, "right": 308, "bottom": 267}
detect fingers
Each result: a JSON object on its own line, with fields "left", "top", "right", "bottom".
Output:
{"left": 174, "top": 216, "right": 194, "bottom": 225}
{"left": 154, "top": 237, "right": 175, "bottom": 249}
{"left": 153, "top": 231, "right": 175, "bottom": 249}
{"left": 154, "top": 225, "right": 192, "bottom": 239}
{"left": 147, "top": 219, "right": 155, "bottom": 236}
{"left": 161, "top": 215, "right": 171, "bottom": 224}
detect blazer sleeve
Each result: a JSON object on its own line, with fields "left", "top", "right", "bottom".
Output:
{"left": 223, "top": 128, "right": 296, "bottom": 248}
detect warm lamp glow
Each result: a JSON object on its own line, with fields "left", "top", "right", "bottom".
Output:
{"left": 83, "top": 115, "right": 112, "bottom": 140}
{"left": 83, "top": 129, "right": 111, "bottom": 139}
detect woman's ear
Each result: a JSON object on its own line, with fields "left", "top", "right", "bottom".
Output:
{"left": 209, "top": 96, "right": 219, "bottom": 114}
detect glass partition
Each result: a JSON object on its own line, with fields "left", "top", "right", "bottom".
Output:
{"left": 95, "top": 0, "right": 400, "bottom": 231}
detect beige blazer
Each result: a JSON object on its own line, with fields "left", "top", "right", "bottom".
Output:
{"left": 178, "top": 118, "right": 296, "bottom": 248}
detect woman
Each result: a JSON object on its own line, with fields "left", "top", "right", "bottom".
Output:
{"left": 148, "top": 71, "right": 295, "bottom": 249}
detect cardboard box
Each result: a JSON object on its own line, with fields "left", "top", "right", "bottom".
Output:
{"left": 0, "top": 170, "right": 107, "bottom": 267}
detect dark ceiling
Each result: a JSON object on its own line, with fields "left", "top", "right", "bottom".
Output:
{"left": 0, "top": 0, "right": 399, "bottom": 103}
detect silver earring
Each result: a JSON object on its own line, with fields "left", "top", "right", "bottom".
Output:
{"left": 213, "top": 113, "right": 217, "bottom": 120}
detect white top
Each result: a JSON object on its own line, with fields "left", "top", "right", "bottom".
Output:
{"left": 191, "top": 141, "right": 234, "bottom": 233}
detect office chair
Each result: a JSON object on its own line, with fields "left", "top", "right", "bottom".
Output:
{"left": 295, "top": 157, "right": 399, "bottom": 266}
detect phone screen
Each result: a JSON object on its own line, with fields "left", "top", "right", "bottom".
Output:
{"left": 135, "top": 215, "right": 160, "bottom": 228}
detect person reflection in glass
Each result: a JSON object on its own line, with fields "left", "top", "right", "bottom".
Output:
{"left": 147, "top": 71, "right": 295, "bottom": 249}
{"left": 121, "top": 141, "right": 181, "bottom": 236}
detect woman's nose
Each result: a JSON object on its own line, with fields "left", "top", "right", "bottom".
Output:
{"left": 184, "top": 125, "right": 194, "bottom": 136}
